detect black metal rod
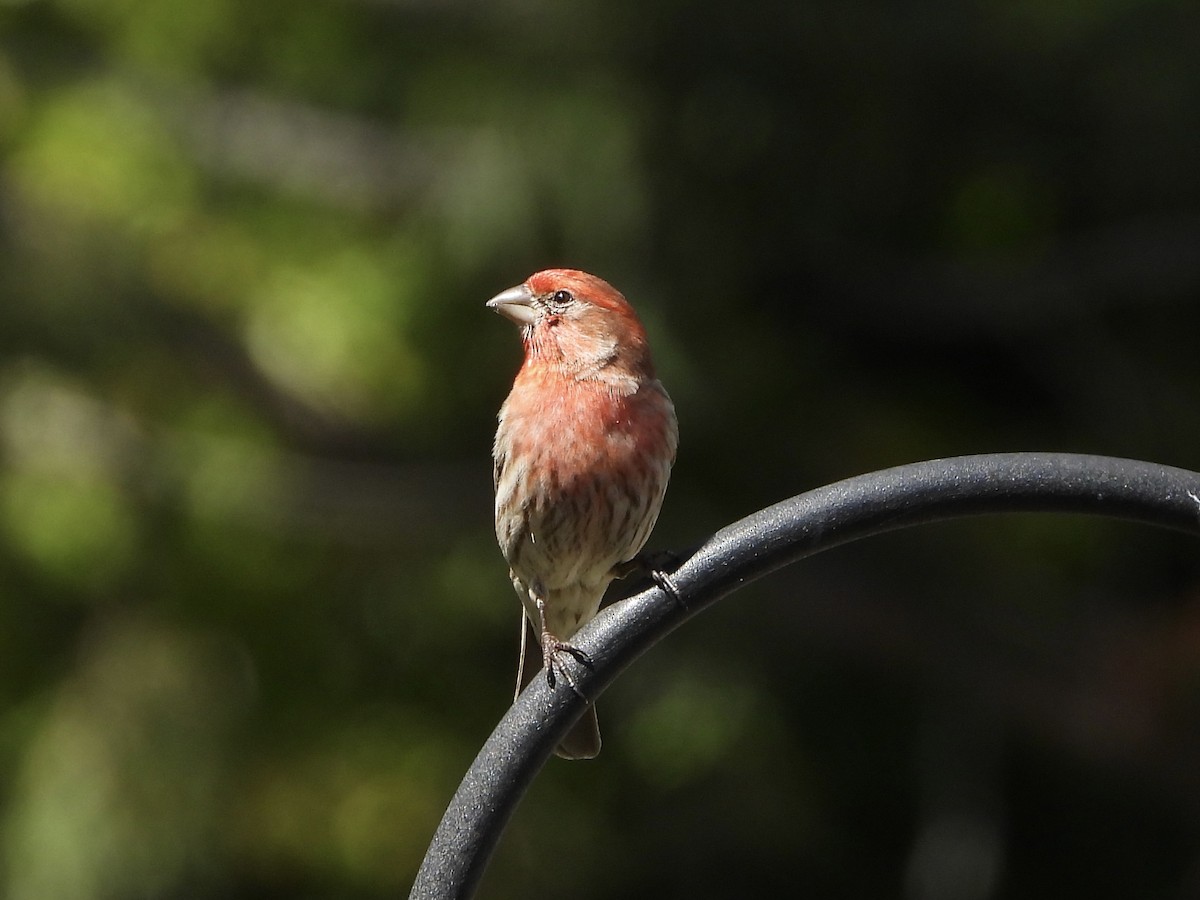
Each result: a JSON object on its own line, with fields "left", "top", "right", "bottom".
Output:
{"left": 409, "top": 453, "right": 1200, "bottom": 900}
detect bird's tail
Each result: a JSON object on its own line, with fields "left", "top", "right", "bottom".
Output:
{"left": 556, "top": 704, "right": 601, "bottom": 760}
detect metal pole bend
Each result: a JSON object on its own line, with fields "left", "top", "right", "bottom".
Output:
{"left": 410, "top": 452, "right": 1200, "bottom": 899}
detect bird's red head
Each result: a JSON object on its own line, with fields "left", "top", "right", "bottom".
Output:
{"left": 487, "top": 269, "right": 654, "bottom": 381}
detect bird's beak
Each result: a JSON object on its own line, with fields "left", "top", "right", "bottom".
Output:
{"left": 486, "top": 283, "right": 538, "bottom": 326}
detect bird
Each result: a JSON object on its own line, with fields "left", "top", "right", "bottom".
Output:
{"left": 489, "top": 269, "right": 678, "bottom": 759}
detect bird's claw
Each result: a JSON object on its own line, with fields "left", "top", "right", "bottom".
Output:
{"left": 533, "top": 594, "right": 593, "bottom": 698}
{"left": 543, "top": 639, "right": 593, "bottom": 698}
{"left": 611, "top": 549, "right": 686, "bottom": 608}
{"left": 650, "top": 568, "right": 684, "bottom": 606}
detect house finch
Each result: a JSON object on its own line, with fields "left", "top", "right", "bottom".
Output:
{"left": 489, "top": 269, "right": 678, "bottom": 759}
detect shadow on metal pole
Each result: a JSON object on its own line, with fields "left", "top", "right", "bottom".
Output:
{"left": 409, "top": 452, "right": 1200, "bottom": 900}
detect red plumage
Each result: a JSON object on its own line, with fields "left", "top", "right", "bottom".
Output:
{"left": 489, "top": 269, "right": 678, "bottom": 759}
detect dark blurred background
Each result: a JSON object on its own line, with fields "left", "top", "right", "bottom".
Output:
{"left": 2, "top": 1, "right": 1200, "bottom": 897}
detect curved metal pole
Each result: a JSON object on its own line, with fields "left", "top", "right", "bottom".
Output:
{"left": 409, "top": 453, "right": 1200, "bottom": 900}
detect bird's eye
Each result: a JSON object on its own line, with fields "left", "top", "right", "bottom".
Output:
{"left": 550, "top": 289, "right": 573, "bottom": 307}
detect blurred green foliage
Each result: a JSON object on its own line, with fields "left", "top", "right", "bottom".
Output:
{"left": 2, "top": 0, "right": 1200, "bottom": 897}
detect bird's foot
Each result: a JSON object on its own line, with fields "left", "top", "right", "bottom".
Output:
{"left": 535, "top": 597, "right": 593, "bottom": 698}
{"left": 611, "top": 549, "right": 686, "bottom": 608}
{"left": 542, "top": 637, "right": 594, "bottom": 697}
